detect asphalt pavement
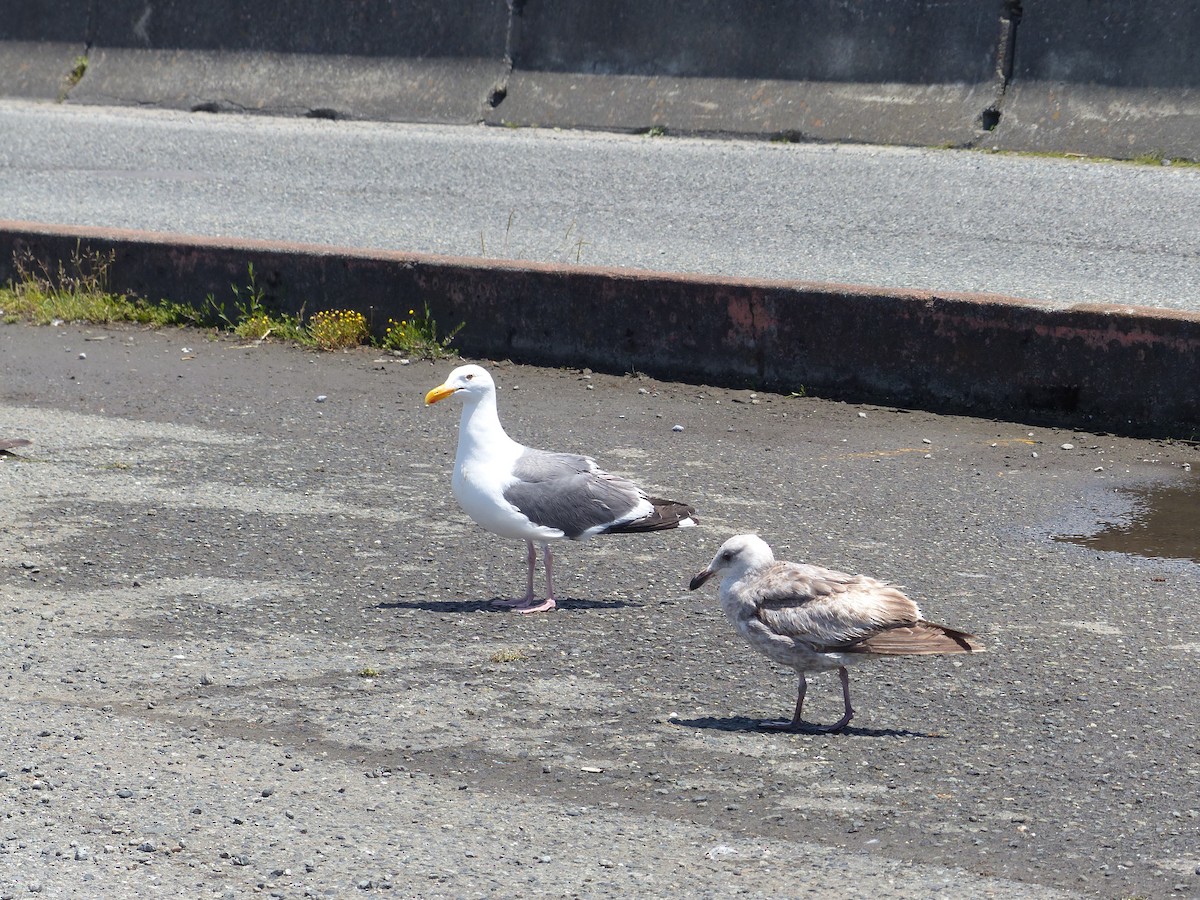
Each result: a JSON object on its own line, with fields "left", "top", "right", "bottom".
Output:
{"left": 2, "top": 323, "right": 1199, "bottom": 898}
{"left": 1, "top": 99, "right": 1199, "bottom": 312}
{"left": 2, "top": 99, "right": 1200, "bottom": 898}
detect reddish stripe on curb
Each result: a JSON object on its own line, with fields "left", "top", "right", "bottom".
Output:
{"left": 2, "top": 219, "right": 1198, "bottom": 438}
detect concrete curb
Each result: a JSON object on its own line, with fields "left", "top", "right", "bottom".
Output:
{"left": 2, "top": 220, "right": 1199, "bottom": 439}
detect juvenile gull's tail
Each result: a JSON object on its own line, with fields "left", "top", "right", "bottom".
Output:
{"left": 842, "top": 621, "right": 985, "bottom": 656}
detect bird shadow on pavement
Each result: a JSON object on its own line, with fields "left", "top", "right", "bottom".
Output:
{"left": 671, "top": 715, "right": 939, "bottom": 739}
{"left": 377, "top": 597, "right": 633, "bottom": 614}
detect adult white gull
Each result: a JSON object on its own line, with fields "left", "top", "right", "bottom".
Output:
{"left": 425, "top": 364, "right": 697, "bottom": 613}
{"left": 690, "top": 534, "right": 984, "bottom": 733}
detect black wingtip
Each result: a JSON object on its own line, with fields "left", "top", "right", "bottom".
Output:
{"left": 604, "top": 497, "right": 697, "bottom": 534}
{"left": 0, "top": 437, "right": 32, "bottom": 455}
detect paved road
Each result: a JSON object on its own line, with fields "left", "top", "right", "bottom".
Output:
{"left": 3, "top": 323, "right": 1199, "bottom": 897}
{"left": 1, "top": 100, "right": 1199, "bottom": 312}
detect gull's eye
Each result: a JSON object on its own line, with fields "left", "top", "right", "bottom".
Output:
{"left": 721, "top": 551, "right": 733, "bottom": 561}
{"left": 464, "top": 373, "right": 474, "bottom": 381}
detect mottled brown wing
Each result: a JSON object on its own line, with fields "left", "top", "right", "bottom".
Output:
{"left": 752, "top": 561, "right": 922, "bottom": 649}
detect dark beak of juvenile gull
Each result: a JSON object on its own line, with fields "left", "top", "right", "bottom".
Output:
{"left": 688, "top": 567, "right": 714, "bottom": 591}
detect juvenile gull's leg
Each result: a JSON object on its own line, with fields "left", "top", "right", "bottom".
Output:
{"left": 759, "top": 673, "right": 809, "bottom": 732}
{"left": 759, "top": 668, "right": 854, "bottom": 734}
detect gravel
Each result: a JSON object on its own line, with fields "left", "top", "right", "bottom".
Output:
{"left": 1, "top": 322, "right": 1198, "bottom": 897}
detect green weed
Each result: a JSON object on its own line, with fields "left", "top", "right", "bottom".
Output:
{"left": 57, "top": 55, "right": 88, "bottom": 101}
{"left": 191, "top": 264, "right": 308, "bottom": 343}
{"left": 1, "top": 245, "right": 182, "bottom": 327}
{"left": 197, "top": 262, "right": 270, "bottom": 330}
{"left": 381, "top": 303, "right": 463, "bottom": 360}
{"left": 234, "top": 313, "right": 274, "bottom": 341}
{"left": 308, "top": 309, "right": 369, "bottom": 350}
{"left": 2, "top": 251, "right": 466, "bottom": 357}
{"left": 1128, "top": 150, "right": 1200, "bottom": 168}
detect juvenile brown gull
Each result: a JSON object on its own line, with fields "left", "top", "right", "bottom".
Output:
{"left": 425, "top": 364, "right": 697, "bottom": 613}
{"left": 689, "top": 534, "right": 983, "bottom": 732}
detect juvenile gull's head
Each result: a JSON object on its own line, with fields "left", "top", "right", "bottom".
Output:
{"left": 688, "top": 534, "right": 775, "bottom": 590}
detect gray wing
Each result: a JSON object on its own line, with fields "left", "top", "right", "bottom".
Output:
{"left": 503, "top": 448, "right": 645, "bottom": 539}
{"left": 752, "top": 562, "right": 922, "bottom": 651}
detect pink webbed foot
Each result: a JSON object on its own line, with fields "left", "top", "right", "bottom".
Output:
{"left": 511, "top": 596, "right": 556, "bottom": 615}
{"left": 757, "top": 714, "right": 852, "bottom": 734}
{"left": 492, "top": 595, "right": 536, "bottom": 608}
{"left": 487, "top": 542, "right": 558, "bottom": 612}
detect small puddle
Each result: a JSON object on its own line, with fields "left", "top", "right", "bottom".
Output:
{"left": 1056, "top": 477, "right": 1200, "bottom": 563}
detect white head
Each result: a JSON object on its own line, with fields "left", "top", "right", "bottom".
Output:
{"left": 424, "top": 364, "right": 496, "bottom": 406}
{"left": 689, "top": 534, "right": 776, "bottom": 591}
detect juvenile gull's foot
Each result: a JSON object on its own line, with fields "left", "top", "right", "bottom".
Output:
{"left": 757, "top": 715, "right": 851, "bottom": 734}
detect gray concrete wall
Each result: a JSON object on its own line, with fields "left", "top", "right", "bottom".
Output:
{"left": 493, "top": 0, "right": 1006, "bottom": 148}
{"left": 0, "top": 0, "right": 1196, "bottom": 157}
{"left": 86, "top": 0, "right": 506, "bottom": 56}
{"left": 507, "top": 1, "right": 1000, "bottom": 82}
{"left": 995, "top": 1, "right": 1200, "bottom": 159}
{"left": 0, "top": 0, "right": 91, "bottom": 100}
{"left": 1, "top": 0, "right": 511, "bottom": 121}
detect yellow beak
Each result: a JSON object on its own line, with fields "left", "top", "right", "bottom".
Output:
{"left": 424, "top": 383, "right": 457, "bottom": 405}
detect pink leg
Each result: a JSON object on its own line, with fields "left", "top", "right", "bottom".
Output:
{"left": 513, "top": 542, "right": 556, "bottom": 614}
{"left": 823, "top": 667, "right": 855, "bottom": 733}
{"left": 759, "top": 667, "right": 854, "bottom": 734}
{"left": 492, "top": 541, "right": 538, "bottom": 607}
{"left": 759, "top": 674, "right": 808, "bottom": 731}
